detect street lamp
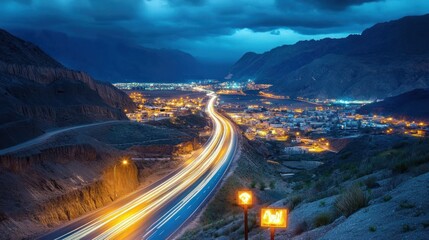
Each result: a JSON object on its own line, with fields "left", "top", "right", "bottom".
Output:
{"left": 260, "top": 208, "right": 288, "bottom": 240}
{"left": 237, "top": 190, "right": 253, "bottom": 240}
{"left": 114, "top": 159, "right": 129, "bottom": 198}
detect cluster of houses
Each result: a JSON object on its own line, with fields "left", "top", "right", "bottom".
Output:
{"left": 226, "top": 103, "right": 428, "bottom": 154}
{"left": 228, "top": 106, "right": 340, "bottom": 141}
{"left": 126, "top": 92, "right": 204, "bottom": 122}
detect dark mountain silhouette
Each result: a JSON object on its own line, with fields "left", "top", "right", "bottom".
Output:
{"left": 9, "top": 30, "right": 204, "bottom": 83}
{"left": 229, "top": 14, "right": 429, "bottom": 99}
{"left": 0, "top": 29, "right": 135, "bottom": 148}
{"left": 358, "top": 88, "right": 429, "bottom": 121}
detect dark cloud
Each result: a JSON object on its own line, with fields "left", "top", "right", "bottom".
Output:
{"left": 166, "top": 0, "right": 206, "bottom": 6}
{"left": 0, "top": 0, "right": 427, "bottom": 61}
{"left": 4, "top": 0, "right": 32, "bottom": 4}
{"left": 84, "top": 0, "right": 143, "bottom": 21}
{"left": 299, "top": 0, "right": 382, "bottom": 11}
{"left": 270, "top": 30, "right": 281, "bottom": 35}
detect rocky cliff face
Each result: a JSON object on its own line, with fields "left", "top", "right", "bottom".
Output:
{"left": 128, "top": 137, "right": 201, "bottom": 159}
{"left": 35, "top": 164, "right": 138, "bottom": 228}
{"left": 0, "top": 118, "right": 209, "bottom": 239}
{"left": 229, "top": 14, "right": 429, "bottom": 99}
{"left": 0, "top": 144, "right": 97, "bottom": 171}
{"left": 0, "top": 62, "right": 134, "bottom": 110}
{"left": 0, "top": 29, "right": 135, "bottom": 149}
{"left": 0, "top": 143, "right": 139, "bottom": 239}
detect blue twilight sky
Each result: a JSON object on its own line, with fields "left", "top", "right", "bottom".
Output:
{"left": 1, "top": 0, "right": 429, "bottom": 62}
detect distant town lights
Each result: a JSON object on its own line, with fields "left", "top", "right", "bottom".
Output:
{"left": 333, "top": 99, "right": 373, "bottom": 105}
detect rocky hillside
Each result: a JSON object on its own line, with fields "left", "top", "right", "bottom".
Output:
{"left": 181, "top": 134, "right": 429, "bottom": 240}
{"left": 358, "top": 88, "right": 429, "bottom": 121}
{"left": 0, "top": 29, "right": 135, "bottom": 148}
{"left": 0, "top": 123, "right": 140, "bottom": 239}
{"left": 0, "top": 116, "right": 209, "bottom": 239}
{"left": 10, "top": 29, "right": 203, "bottom": 82}
{"left": 229, "top": 14, "right": 429, "bottom": 99}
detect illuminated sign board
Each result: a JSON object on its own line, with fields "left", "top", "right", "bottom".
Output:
{"left": 260, "top": 208, "right": 288, "bottom": 228}
{"left": 237, "top": 191, "right": 253, "bottom": 206}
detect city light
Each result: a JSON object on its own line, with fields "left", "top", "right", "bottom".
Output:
{"left": 125, "top": 90, "right": 204, "bottom": 122}
{"left": 52, "top": 90, "right": 238, "bottom": 239}
{"left": 332, "top": 99, "right": 373, "bottom": 105}
{"left": 122, "top": 159, "right": 128, "bottom": 165}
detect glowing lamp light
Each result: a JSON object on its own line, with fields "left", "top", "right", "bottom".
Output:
{"left": 237, "top": 190, "right": 253, "bottom": 206}
{"left": 261, "top": 208, "right": 288, "bottom": 228}
{"left": 122, "top": 159, "right": 129, "bottom": 165}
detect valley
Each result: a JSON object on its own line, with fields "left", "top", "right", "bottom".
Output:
{"left": 1, "top": 5, "right": 429, "bottom": 240}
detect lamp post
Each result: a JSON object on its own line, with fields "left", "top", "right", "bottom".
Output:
{"left": 237, "top": 190, "right": 253, "bottom": 240}
{"left": 260, "top": 208, "right": 288, "bottom": 240}
{"left": 113, "top": 159, "right": 129, "bottom": 198}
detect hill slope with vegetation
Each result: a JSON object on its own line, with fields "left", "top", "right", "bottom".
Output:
{"left": 181, "top": 134, "right": 429, "bottom": 239}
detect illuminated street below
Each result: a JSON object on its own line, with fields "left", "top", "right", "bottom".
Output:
{"left": 39, "top": 90, "right": 238, "bottom": 240}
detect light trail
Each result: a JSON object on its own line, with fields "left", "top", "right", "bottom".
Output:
{"left": 41, "top": 89, "right": 238, "bottom": 240}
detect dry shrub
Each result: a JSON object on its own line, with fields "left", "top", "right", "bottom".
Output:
{"left": 335, "top": 185, "right": 368, "bottom": 217}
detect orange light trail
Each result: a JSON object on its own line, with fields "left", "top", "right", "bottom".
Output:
{"left": 55, "top": 90, "right": 237, "bottom": 239}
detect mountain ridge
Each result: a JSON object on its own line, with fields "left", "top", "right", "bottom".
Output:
{"left": 229, "top": 14, "right": 429, "bottom": 99}
{"left": 0, "top": 29, "right": 135, "bottom": 148}
{"left": 358, "top": 88, "right": 429, "bottom": 121}
{"left": 9, "top": 29, "right": 203, "bottom": 83}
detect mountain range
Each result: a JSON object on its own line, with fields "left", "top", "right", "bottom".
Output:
{"left": 229, "top": 14, "right": 429, "bottom": 99}
{"left": 358, "top": 88, "right": 429, "bottom": 121}
{"left": 0, "top": 29, "right": 135, "bottom": 149}
{"left": 9, "top": 30, "right": 213, "bottom": 83}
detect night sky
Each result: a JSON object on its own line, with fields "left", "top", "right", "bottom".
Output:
{"left": 1, "top": 0, "right": 429, "bottom": 62}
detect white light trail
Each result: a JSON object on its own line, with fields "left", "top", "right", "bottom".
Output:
{"left": 54, "top": 90, "right": 237, "bottom": 239}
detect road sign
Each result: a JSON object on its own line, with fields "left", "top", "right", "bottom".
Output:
{"left": 237, "top": 190, "right": 253, "bottom": 206}
{"left": 260, "top": 208, "right": 288, "bottom": 228}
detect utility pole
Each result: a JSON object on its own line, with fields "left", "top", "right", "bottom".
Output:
{"left": 113, "top": 159, "right": 129, "bottom": 199}
{"left": 237, "top": 190, "right": 253, "bottom": 240}
{"left": 244, "top": 205, "right": 248, "bottom": 240}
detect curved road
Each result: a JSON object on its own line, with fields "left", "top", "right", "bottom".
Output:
{"left": 0, "top": 120, "right": 125, "bottom": 155}
{"left": 39, "top": 90, "right": 238, "bottom": 239}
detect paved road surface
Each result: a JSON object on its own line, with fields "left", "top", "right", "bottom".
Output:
{"left": 39, "top": 90, "right": 238, "bottom": 239}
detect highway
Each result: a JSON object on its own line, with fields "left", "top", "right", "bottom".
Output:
{"left": 39, "top": 90, "right": 238, "bottom": 240}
